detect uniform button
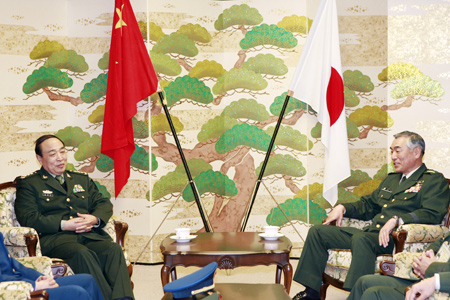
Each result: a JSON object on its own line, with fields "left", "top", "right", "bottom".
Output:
{"left": 380, "top": 215, "right": 384, "bottom": 219}
{"left": 69, "top": 206, "right": 73, "bottom": 209}
{"left": 46, "top": 198, "right": 50, "bottom": 202}
{"left": 404, "top": 197, "right": 407, "bottom": 200}
{"left": 383, "top": 204, "right": 388, "bottom": 207}
{"left": 392, "top": 199, "right": 395, "bottom": 202}
{"left": 82, "top": 196, "right": 85, "bottom": 198}
{"left": 69, "top": 216, "right": 73, "bottom": 219}
{"left": 67, "top": 198, "right": 71, "bottom": 202}
{"left": 381, "top": 194, "right": 384, "bottom": 197}
{"left": 376, "top": 224, "right": 380, "bottom": 228}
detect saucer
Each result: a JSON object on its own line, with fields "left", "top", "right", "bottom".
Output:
{"left": 170, "top": 235, "right": 197, "bottom": 243}
{"left": 259, "top": 233, "right": 284, "bottom": 241}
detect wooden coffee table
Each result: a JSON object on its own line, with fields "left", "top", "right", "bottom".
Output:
{"left": 161, "top": 283, "right": 291, "bottom": 300}
{"left": 160, "top": 232, "right": 293, "bottom": 292}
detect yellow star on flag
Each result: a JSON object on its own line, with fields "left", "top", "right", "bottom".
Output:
{"left": 115, "top": 4, "right": 127, "bottom": 31}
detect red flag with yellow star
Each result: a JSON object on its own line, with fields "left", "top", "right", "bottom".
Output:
{"left": 101, "top": 0, "right": 158, "bottom": 197}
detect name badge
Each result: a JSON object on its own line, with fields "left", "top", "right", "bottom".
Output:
{"left": 381, "top": 187, "right": 392, "bottom": 193}
{"left": 42, "top": 190, "right": 53, "bottom": 197}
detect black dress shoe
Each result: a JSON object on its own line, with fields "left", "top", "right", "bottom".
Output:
{"left": 292, "top": 290, "right": 320, "bottom": 300}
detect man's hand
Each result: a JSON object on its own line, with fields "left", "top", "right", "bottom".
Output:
{"left": 35, "top": 275, "right": 59, "bottom": 290}
{"left": 405, "top": 277, "right": 436, "bottom": 300}
{"left": 378, "top": 217, "right": 397, "bottom": 248}
{"left": 62, "top": 213, "right": 98, "bottom": 233}
{"left": 413, "top": 250, "right": 437, "bottom": 279}
{"left": 323, "top": 205, "right": 345, "bottom": 226}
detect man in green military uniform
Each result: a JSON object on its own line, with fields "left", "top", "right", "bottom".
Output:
{"left": 291, "top": 131, "right": 450, "bottom": 300}
{"left": 348, "top": 232, "right": 450, "bottom": 300}
{"left": 14, "top": 135, "right": 134, "bottom": 300}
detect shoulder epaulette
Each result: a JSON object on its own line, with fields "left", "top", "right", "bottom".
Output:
{"left": 67, "top": 169, "right": 88, "bottom": 176}
{"left": 425, "top": 169, "right": 436, "bottom": 173}
{"left": 20, "top": 171, "right": 37, "bottom": 179}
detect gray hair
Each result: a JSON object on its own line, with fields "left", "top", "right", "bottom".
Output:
{"left": 393, "top": 131, "right": 425, "bottom": 156}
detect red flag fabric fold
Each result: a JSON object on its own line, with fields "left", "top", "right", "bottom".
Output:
{"left": 101, "top": 0, "right": 158, "bottom": 197}
{"left": 288, "top": 0, "right": 350, "bottom": 206}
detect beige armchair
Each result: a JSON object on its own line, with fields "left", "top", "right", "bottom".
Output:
{"left": 321, "top": 203, "right": 450, "bottom": 300}
{"left": 0, "top": 256, "right": 53, "bottom": 300}
{"left": 380, "top": 251, "right": 449, "bottom": 300}
{"left": 0, "top": 179, "right": 133, "bottom": 281}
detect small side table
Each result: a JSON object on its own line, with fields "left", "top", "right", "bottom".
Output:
{"left": 160, "top": 232, "right": 293, "bottom": 292}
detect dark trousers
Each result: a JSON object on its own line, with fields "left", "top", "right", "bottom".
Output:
{"left": 48, "top": 274, "right": 104, "bottom": 300}
{"left": 347, "top": 274, "right": 414, "bottom": 300}
{"left": 293, "top": 224, "right": 394, "bottom": 292}
{"left": 44, "top": 236, "right": 133, "bottom": 300}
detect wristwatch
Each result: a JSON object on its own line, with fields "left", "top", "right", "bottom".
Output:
{"left": 392, "top": 215, "right": 399, "bottom": 226}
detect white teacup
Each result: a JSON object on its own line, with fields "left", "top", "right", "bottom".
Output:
{"left": 175, "top": 228, "right": 190, "bottom": 238}
{"left": 264, "top": 225, "right": 279, "bottom": 236}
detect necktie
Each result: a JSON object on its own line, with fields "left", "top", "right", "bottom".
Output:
{"left": 399, "top": 176, "right": 406, "bottom": 184}
{"left": 56, "top": 175, "right": 64, "bottom": 185}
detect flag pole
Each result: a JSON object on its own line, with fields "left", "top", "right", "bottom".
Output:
{"left": 157, "top": 91, "right": 213, "bottom": 232}
{"left": 240, "top": 91, "right": 293, "bottom": 232}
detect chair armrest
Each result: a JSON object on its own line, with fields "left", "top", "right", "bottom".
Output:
{"left": 393, "top": 224, "right": 448, "bottom": 254}
{"left": 392, "top": 252, "right": 422, "bottom": 280}
{"left": 114, "top": 220, "right": 128, "bottom": 247}
{"left": 24, "top": 233, "right": 38, "bottom": 257}
{"left": 103, "top": 215, "right": 128, "bottom": 247}
{"left": 17, "top": 257, "right": 53, "bottom": 276}
{"left": 30, "top": 290, "right": 49, "bottom": 300}
{"left": 380, "top": 260, "right": 395, "bottom": 276}
{"left": 322, "top": 217, "right": 372, "bottom": 229}
{"left": 392, "top": 230, "right": 407, "bottom": 253}
{"left": 0, "top": 226, "right": 41, "bottom": 257}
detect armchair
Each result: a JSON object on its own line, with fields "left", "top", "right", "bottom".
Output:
{"left": 380, "top": 252, "right": 449, "bottom": 300}
{"left": 321, "top": 193, "right": 450, "bottom": 300}
{"left": 0, "top": 179, "right": 133, "bottom": 280}
{"left": 0, "top": 256, "right": 53, "bottom": 300}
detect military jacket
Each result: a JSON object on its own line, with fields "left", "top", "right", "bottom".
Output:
{"left": 342, "top": 164, "right": 450, "bottom": 232}
{"left": 14, "top": 168, "right": 113, "bottom": 251}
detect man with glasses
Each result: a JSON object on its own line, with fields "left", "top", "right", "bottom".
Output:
{"left": 14, "top": 135, "right": 134, "bottom": 300}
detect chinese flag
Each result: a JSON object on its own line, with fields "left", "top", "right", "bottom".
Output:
{"left": 101, "top": 0, "right": 158, "bottom": 197}
{"left": 288, "top": 0, "right": 350, "bottom": 206}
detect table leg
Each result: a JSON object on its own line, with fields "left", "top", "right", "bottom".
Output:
{"left": 161, "top": 265, "right": 170, "bottom": 287}
{"left": 171, "top": 267, "right": 177, "bottom": 282}
{"left": 282, "top": 263, "right": 293, "bottom": 293}
{"left": 275, "top": 265, "right": 282, "bottom": 284}
{"left": 161, "top": 265, "right": 178, "bottom": 287}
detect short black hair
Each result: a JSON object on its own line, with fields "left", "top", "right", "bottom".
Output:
{"left": 35, "top": 135, "right": 65, "bottom": 156}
